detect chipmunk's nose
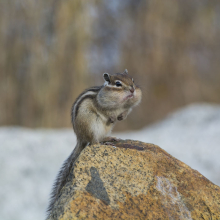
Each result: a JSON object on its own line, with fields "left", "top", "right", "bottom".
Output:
{"left": 130, "top": 86, "right": 134, "bottom": 93}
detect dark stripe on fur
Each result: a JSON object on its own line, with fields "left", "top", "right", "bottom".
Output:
{"left": 87, "top": 86, "right": 102, "bottom": 92}
{"left": 71, "top": 86, "right": 102, "bottom": 126}
{"left": 75, "top": 94, "right": 96, "bottom": 118}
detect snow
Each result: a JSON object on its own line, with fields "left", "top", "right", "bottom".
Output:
{"left": 0, "top": 103, "right": 220, "bottom": 220}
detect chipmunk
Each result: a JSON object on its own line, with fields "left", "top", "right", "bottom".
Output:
{"left": 47, "top": 69, "right": 142, "bottom": 216}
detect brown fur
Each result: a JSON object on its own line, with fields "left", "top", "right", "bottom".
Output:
{"left": 47, "top": 70, "right": 142, "bottom": 218}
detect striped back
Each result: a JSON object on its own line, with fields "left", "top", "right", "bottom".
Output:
{"left": 71, "top": 86, "right": 102, "bottom": 125}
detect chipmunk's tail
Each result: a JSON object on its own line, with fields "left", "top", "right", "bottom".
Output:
{"left": 46, "top": 141, "right": 87, "bottom": 219}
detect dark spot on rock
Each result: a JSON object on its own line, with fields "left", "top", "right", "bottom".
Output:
{"left": 76, "top": 210, "right": 80, "bottom": 217}
{"left": 116, "top": 143, "right": 144, "bottom": 151}
{"left": 86, "top": 167, "right": 110, "bottom": 205}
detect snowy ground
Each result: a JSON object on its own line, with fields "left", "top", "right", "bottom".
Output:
{"left": 0, "top": 103, "right": 220, "bottom": 220}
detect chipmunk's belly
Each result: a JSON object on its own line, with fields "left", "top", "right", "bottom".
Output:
{"left": 91, "top": 112, "right": 112, "bottom": 142}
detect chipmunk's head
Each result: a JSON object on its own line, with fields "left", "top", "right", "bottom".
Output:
{"left": 98, "top": 69, "right": 142, "bottom": 109}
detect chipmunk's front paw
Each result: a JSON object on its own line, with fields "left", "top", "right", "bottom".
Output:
{"left": 109, "top": 117, "right": 116, "bottom": 123}
{"left": 117, "top": 110, "right": 129, "bottom": 121}
{"left": 117, "top": 114, "right": 124, "bottom": 121}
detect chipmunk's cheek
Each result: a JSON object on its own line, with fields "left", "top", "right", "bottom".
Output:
{"left": 134, "top": 88, "right": 142, "bottom": 103}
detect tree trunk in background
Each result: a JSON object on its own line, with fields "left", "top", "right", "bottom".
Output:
{"left": 0, "top": 0, "right": 91, "bottom": 127}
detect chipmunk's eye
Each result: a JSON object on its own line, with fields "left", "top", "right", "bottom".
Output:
{"left": 115, "top": 81, "right": 122, "bottom": 87}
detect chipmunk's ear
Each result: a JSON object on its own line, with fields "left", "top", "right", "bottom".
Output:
{"left": 123, "top": 69, "right": 128, "bottom": 74}
{"left": 103, "top": 72, "right": 110, "bottom": 83}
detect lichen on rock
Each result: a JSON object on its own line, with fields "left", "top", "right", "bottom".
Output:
{"left": 47, "top": 140, "right": 220, "bottom": 220}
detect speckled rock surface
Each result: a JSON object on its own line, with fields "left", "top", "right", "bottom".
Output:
{"left": 47, "top": 140, "right": 220, "bottom": 220}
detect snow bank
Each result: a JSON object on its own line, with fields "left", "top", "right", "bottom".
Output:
{"left": 0, "top": 103, "right": 220, "bottom": 220}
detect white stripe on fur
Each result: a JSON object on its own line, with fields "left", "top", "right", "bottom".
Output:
{"left": 72, "top": 91, "right": 96, "bottom": 118}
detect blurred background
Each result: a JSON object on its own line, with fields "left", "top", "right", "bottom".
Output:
{"left": 1, "top": 1, "right": 220, "bottom": 220}
{"left": 1, "top": 0, "right": 220, "bottom": 130}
